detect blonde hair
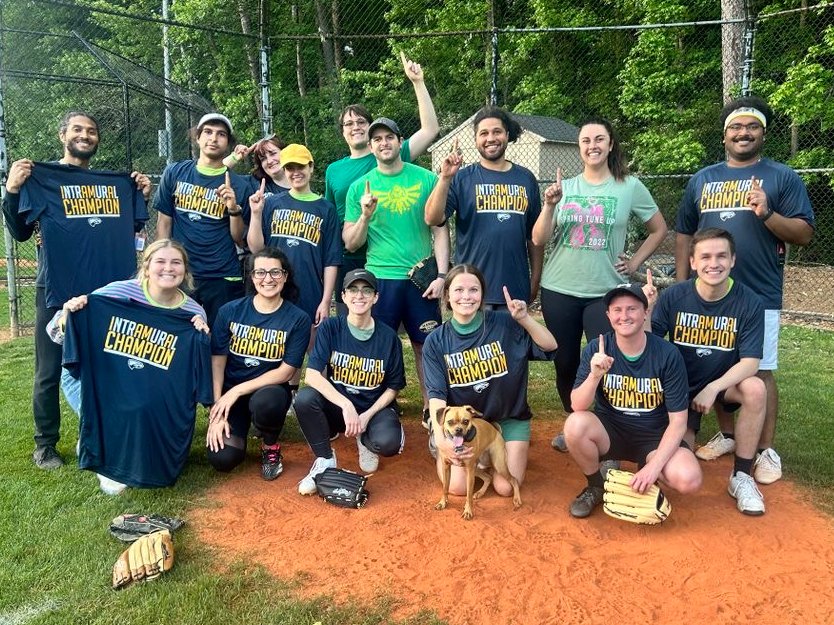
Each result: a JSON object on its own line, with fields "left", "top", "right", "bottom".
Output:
{"left": 137, "top": 238, "right": 194, "bottom": 292}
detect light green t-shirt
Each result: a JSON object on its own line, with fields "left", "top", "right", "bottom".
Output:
{"left": 540, "top": 174, "right": 659, "bottom": 297}
{"left": 345, "top": 162, "right": 437, "bottom": 280}
{"left": 325, "top": 140, "right": 412, "bottom": 260}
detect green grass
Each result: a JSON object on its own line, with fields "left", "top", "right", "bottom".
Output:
{"left": 0, "top": 325, "right": 832, "bottom": 623}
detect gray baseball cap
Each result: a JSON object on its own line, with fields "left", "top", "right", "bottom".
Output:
{"left": 368, "top": 117, "right": 402, "bottom": 138}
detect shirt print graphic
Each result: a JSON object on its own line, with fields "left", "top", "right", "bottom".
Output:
{"left": 559, "top": 195, "right": 617, "bottom": 250}
{"left": 602, "top": 374, "right": 664, "bottom": 415}
{"left": 104, "top": 316, "right": 179, "bottom": 370}
{"left": 269, "top": 209, "right": 322, "bottom": 248}
{"left": 228, "top": 322, "right": 287, "bottom": 365}
{"left": 697, "top": 178, "right": 762, "bottom": 222}
{"left": 62, "top": 183, "right": 122, "bottom": 227}
{"left": 377, "top": 183, "right": 422, "bottom": 215}
{"left": 173, "top": 181, "right": 226, "bottom": 221}
{"left": 475, "top": 183, "right": 529, "bottom": 219}
{"left": 329, "top": 351, "right": 386, "bottom": 393}
{"left": 444, "top": 341, "right": 508, "bottom": 389}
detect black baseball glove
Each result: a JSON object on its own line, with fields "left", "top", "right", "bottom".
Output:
{"left": 408, "top": 256, "right": 438, "bottom": 292}
{"left": 314, "top": 467, "right": 369, "bottom": 508}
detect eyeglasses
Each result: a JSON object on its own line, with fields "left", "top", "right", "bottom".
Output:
{"left": 726, "top": 122, "right": 763, "bottom": 133}
{"left": 345, "top": 286, "right": 375, "bottom": 296}
{"left": 252, "top": 268, "right": 287, "bottom": 280}
{"left": 342, "top": 120, "right": 369, "bottom": 128}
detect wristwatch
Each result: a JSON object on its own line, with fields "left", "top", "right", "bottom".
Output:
{"left": 227, "top": 205, "right": 243, "bottom": 217}
{"left": 760, "top": 207, "right": 774, "bottom": 222}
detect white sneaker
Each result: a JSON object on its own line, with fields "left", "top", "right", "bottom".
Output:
{"left": 728, "top": 471, "right": 765, "bottom": 515}
{"left": 695, "top": 432, "right": 736, "bottom": 460}
{"left": 753, "top": 448, "right": 782, "bottom": 484}
{"left": 357, "top": 437, "right": 379, "bottom": 473}
{"left": 97, "top": 473, "right": 127, "bottom": 496}
{"left": 298, "top": 452, "right": 337, "bottom": 495}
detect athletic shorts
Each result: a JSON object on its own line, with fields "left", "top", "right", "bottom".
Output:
{"left": 373, "top": 278, "right": 441, "bottom": 343}
{"left": 686, "top": 390, "right": 741, "bottom": 433}
{"left": 496, "top": 417, "right": 531, "bottom": 442}
{"left": 760, "top": 309, "right": 780, "bottom": 371}
{"left": 598, "top": 414, "right": 690, "bottom": 468}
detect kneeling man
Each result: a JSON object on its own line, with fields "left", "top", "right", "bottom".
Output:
{"left": 565, "top": 284, "right": 701, "bottom": 519}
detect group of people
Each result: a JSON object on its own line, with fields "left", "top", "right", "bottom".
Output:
{"left": 2, "top": 51, "right": 814, "bottom": 519}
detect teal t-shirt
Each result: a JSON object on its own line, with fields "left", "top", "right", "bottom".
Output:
{"left": 345, "top": 162, "right": 437, "bottom": 280}
{"left": 540, "top": 174, "right": 658, "bottom": 298}
{"left": 324, "top": 140, "right": 412, "bottom": 260}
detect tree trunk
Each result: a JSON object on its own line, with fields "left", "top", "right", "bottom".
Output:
{"left": 236, "top": 0, "right": 261, "bottom": 116}
{"left": 332, "top": 0, "right": 343, "bottom": 72}
{"left": 293, "top": 4, "right": 309, "bottom": 144}
{"left": 721, "top": 0, "right": 745, "bottom": 103}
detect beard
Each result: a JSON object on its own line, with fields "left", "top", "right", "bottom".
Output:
{"left": 66, "top": 139, "right": 99, "bottom": 160}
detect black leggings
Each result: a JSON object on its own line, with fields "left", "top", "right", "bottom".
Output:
{"left": 540, "top": 288, "right": 611, "bottom": 413}
{"left": 295, "top": 386, "right": 403, "bottom": 459}
{"left": 206, "top": 384, "right": 292, "bottom": 472}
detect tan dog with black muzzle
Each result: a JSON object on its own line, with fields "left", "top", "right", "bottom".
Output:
{"left": 434, "top": 405, "right": 522, "bottom": 520}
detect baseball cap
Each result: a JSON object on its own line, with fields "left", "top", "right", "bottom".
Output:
{"left": 343, "top": 268, "right": 378, "bottom": 291}
{"left": 368, "top": 117, "right": 402, "bottom": 138}
{"left": 603, "top": 283, "right": 648, "bottom": 309}
{"left": 279, "top": 144, "right": 314, "bottom": 167}
{"left": 197, "top": 113, "right": 233, "bottom": 135}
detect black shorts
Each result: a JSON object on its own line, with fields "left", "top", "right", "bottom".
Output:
{"left": 598, "top": 415, "right": 690, "bottom": 468}
{"left": 687, "top": 390, "right": 742, "bottom": 433}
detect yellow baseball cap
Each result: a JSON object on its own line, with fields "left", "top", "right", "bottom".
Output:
{"left": 279, "top": 144, "right": 314, "bottom": 167}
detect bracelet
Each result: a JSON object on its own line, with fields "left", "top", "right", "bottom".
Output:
{"left": 437, "top": 272, "right": 447, "bottom": 279}
{"left": 760, "top": 207, "right": 774, "bottom": 222}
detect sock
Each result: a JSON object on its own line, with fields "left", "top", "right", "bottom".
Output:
{"left": 722, "top": 432, "right": 735, "bottom": 440}
{"left": 733, "top": 455, "right": 754, "bottom": 476}
{"left": 289, "top": 384, "right": 299, "bottom": 394}
{"left": 262, "top": 441, "right": 280, "bottom": 450}
{"left": 586, "top": 470, "right": 604, "bottom": 489}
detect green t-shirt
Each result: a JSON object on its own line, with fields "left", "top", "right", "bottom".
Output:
{"left": 324, "top": 140, "right": 412, "bottom": 260}
{"left": 540, "top": 174, "right": 659, "bottom": 298}
{"left": 345, "top": 162, "right": 437, "bottom": 280}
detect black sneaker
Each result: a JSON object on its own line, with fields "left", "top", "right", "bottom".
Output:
{"left": 422, "top": 408, "right": 431, "bottom": 430}
{"left": 569, "top": 486, "right": 604, "bottom": 518}
{"left": 260, "top": 444, "right": 283, "bottom": 481}
{"left": 33, "top": 445, "right": 64, "bottom": 470}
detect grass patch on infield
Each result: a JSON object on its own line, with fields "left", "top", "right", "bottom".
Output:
{"left": 0, "top": 325, "right": 831, "bottom": 624}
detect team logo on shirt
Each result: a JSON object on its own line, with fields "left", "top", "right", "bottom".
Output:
{"left": 473, "top": 382, "right": 490, "bottom": 393}
{"left": 444, "top": 341, "right": 508, "bottom": 388}
{"left": 61, "top": 184, "right": 122, "bottom": 221}
{"left": 475, "top": 183, "right": 529, "bottom": 214}
{"left": 496, "top": 213, "right": 511, "bottom": 222}
{"left": 559, "top": 195, "right": 616, "bottom": 251}
{"left": 376, "top": 183, "right": 423, "bottom": 215}
{"left": 698, "top": 178, "right": 761, "bottom": 213}
{"left": 173, "top": 181, "right": 226, "bottom": 220}
{"left": 244, "top": 357, "right": 260, "bottom": 368}
{"left": 104, "top": 316, "right": 178, "bottom": 370}
{"left": 673, "top": 312, "right": 738, "bottom": 351}
{"left": 330, "top": 351, "right": 385, "bottom": 391}
{"left": 228, "top": 322, "right": 286, "bottom": 362}
{"left": 270, "top": 209, "right": 322, "bottom": 246}
{"left": 602, "top": 374, "right": 664, "bottom": 414}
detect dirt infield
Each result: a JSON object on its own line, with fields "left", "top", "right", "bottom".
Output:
{"left": 194, "top": 420, "right": 834, "bottom": 625}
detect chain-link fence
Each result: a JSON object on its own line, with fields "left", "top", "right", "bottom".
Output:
{"left": 3, "top": 0, "right": 833, "bottom": 334}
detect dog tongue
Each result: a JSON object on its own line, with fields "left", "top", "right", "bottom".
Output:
{"left": 453, "top": 435, "right": 464, "bottom": 448}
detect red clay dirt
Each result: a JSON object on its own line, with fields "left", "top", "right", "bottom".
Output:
{"left": 193, "top": 420, "right": 834, "bottom": 625}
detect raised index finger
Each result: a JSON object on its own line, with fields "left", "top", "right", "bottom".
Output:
{"left": 259, "top": 176, "right": 266, "bottom": 194}
{"left": 556, "top": 166, "right": 562, "bottom": 186}
{"left": 225, "top": 171, "right": 231, "bottom": 187}
{"left": 502, "top": 285, "right": 513, "bottom": 307}
{"left": 598, "top": 334, "right": 605, "bottom": 355}
{"left": 750, "top": 176, "right": 760, "bottom": 191}
{"left": 399, "top": 49, "right": 408, "bottom": 67}
{"left": 365, "top": 180, "right": 371, "bottom": 194}
{"left": 646, "top": 267, "right": 654, "bottom": 289}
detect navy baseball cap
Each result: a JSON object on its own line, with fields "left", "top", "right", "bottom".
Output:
{"left": 603, "top": 283, "right": 648, "bottom": 309}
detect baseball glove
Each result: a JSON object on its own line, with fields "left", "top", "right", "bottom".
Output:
{"left": 408, "top": 256, "right": 438, "bottom": 292}
{"left": 603, "top": 469, "right": 671, "bottom": 525}
{"left": 314, "top": 467, "right": 369, "bottom": 508}
{"left": 109, "top": 513, "right": 185, "bottom": 543}
{"left": 112, "top": 530, "right": 175, "bottom": 590}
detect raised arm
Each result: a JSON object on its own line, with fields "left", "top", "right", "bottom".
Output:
{"left": 400, "top": 50, "right": 439, "bottom": 157}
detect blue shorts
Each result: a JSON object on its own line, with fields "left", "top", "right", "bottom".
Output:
{"left": 373, "top": 278, "right": 441, "bottom": 343}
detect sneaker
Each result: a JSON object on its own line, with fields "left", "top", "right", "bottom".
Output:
{"left": 695, "top": 432, "right": 736, "bottom": 461}
{"left": 260, "top": 443, "right": 284, "bottom": 481}
{"left": 357, "top": 437, "right": 379, "bottom": 473}
{"left": 728, "top": 471, "right": 765, "bottom": 515}
{"left": 422, "top": 408, "right": 431, "bottom": 430}
{"left": 33, "top": 445, "right": 64, "bottom": 470}
{"left": 551, "top": 432, "right": 568, "bottom": 453}
{"left": 298, "top": 452, "right": 337, "bottom": 495}
{"left": 570, "top": 486, "right": 604, "bottom": 518}
{"left": 600, "top": 459, "right": 621, "bottom": 476}
{"left": 97, "top": 473, "right": 127, "bottom": 495}
{"left": 753, "top": 448, "right": 782, "bottom": 484}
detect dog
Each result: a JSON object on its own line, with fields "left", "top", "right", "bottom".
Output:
{"left": 433, "top": 405, "right": 522, "bottom": 520}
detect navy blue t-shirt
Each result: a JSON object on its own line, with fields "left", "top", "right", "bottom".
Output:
{"left": 423, "top": 311, "right": 555, "bottom": 422}
{"left": 308, "top": 316, "right": 406, "bottom": 414}
{"left": 676, "top": 158, "right": 814, "bottom": 309}
{"left": 154, "top": 160, "right": 254, "bottom": 279}
{"left": 63, "top": 295, "right": 213, "bottom": 488}
{"left": 19, "top": 162, "right": 148, "bottom": 308}
{"left": 211, "top": 296, "right": 311, "bottom": 387}
{"left": 247, "top": 175, "right": 289, "bottom": 200}
{"left": 445, "top": 163, "right": 542, "bottom": 304}
{"left": 575, "top": 332, "right": 689, "bottom": 432}
{"left": 256, "top": 193, "right": 342, "bottom": 321}
{"left": 651, "top": 279, "right": 764, "bottom": 394}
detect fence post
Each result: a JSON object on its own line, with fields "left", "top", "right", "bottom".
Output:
{"left": 0, "top": 17, "right": 20, "bottom": 337}
{"left": 490, "top": 28, "right": 499, "bottom": 106}
{"left": 259, "top": 0, "right": 272, "bottom": 138}
{"left": 740, "top": 0, "right": 756, "bottom": 96}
